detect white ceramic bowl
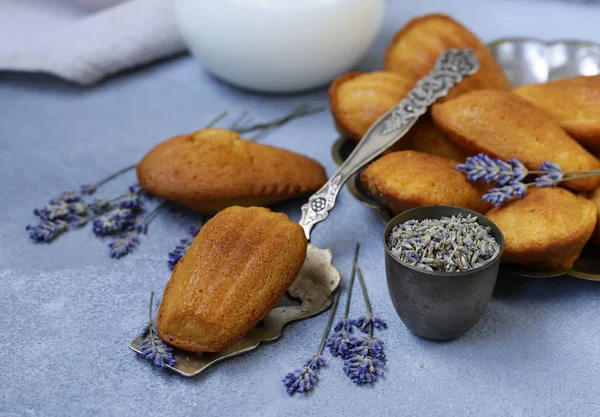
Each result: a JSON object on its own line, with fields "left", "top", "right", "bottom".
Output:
{"left": 174, "top": 0, "right": 385, "bottom": 93}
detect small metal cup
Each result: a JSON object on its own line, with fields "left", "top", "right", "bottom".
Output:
{"left": 383, "top": 205, "right": 505, "bottom": 341}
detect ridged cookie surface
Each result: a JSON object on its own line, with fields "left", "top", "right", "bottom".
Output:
{"left": 513, "top": 75, "right": 600, "bottom": 154}
{"left": 384, "top": 14, "right": 510, "bottom": 100}
{"left": 137, "top": 129, "right": 327, "bottom": 214}
{"left": 361, "top": 151, "right": 491, "bottom": 215}
{"left": 432, "top": 90, "right": 600, "bottom": 191}
{"left": 157, "top": 206, "right": 307, "bottom": 352}
{"left": 486, "top": 188, "right": 596, "bottom": 269}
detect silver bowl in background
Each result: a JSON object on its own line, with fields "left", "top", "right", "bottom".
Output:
{"left": 488, "top": 38, "right": 600, "bottom": 86}
{"left": 383, "top": 206, "right": 505, "bottom": 341}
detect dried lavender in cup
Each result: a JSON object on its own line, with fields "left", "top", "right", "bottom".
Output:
{"left": 386, "top": 214, "right": 500, "bottom": 273}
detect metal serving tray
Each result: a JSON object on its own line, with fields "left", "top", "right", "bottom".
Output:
{"left": 331, "top": 38, "right": 600, "bottom": 280}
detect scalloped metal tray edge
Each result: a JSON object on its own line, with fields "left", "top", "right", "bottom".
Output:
{"left": 331, "top": 38, "right": 600, "bottom": 281}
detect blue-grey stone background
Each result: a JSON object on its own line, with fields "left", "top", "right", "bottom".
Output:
{"left": 1, "top": 1, "right": 600, "bottom": 416}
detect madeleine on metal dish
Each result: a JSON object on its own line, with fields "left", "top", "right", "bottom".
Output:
{"left": 329, "top": 71, "right": 467, "bottom": 160}
{"left": 157, "top": 206, "right": 307, "bottom": 352}
{"left": 384, "top": 13, "right": 510, "bottom": 100}
{"left": 360, "top": 150, "right": 491, "bottom": 215}
{"left": 432, "top": 90, "right": 600, "bottom": 191}
{"left": 513, "top": 75, "right": 600, "bottom": 154}
{"left": 486, "top": 187, "right": 596, "bottom": 270}
{"left": 137, "top": 128, "right": 327, "bottom": 214}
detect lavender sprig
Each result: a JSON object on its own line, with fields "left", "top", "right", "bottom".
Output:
{"left": 283, "top": 285, "right": 341, "bottom": 395}
{"left": 326, "top": 244, "right": 360, "bottom": 358}
{"left": 343, "top": 265, "right": 386, "bottom": 385}
{"left": 139, "top": 292, "right": 176, "bottom": 368}
{"left": 167, "top": 225, "right": 202, "bottom": 270}
{"left": 26, "top": 220, "right": 69, "bottom": 242}
{"left": 458, "top": 154, "right": 600, "bottom": 206}
{"left": 456, "top": 154, "right": 528, "bottom": 185}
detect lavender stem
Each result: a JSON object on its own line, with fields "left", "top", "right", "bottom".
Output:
{"left": 343, "top": 243, "right": 360, "bottom": 317}
{"left": 354, "top": 265, "right": 374, "bottom": 337}
{"left": 317, "top": 290, "right": 341, "bottom": 355}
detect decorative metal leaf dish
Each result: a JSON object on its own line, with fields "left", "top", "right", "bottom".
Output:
{"left": 129, "top": 244, "right": 340, "bottom": 376}
{"left": 331, "top": 38, "right": 600, "bottom": 280}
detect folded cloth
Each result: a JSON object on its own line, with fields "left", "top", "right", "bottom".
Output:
{"left": 0, "top": 0, "right": 185, "bottom": 85}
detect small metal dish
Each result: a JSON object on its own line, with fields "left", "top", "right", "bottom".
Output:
{"left": 332, "top": 38, "right": 600, "bottom": 280}
{"left": 383, "top": 205, "right": 504, "bottom": 341}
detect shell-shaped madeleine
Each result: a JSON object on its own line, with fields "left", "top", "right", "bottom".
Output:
{"left": 384, "top": 14, "right": 510, "bottom": 99}
{"left": 137, "top": 128, "right": 327, "bottom": 214}
{"left": 329, "top": 71, "right": 467, "bottom": 161}
{"left": 513, "top": 75, "right": 600, "bottom": 154}
{"left": 589, "top": 187, "right": 600, "bottom": 245}
{"left": 486, "top": 188, "right": 596, "bottom": 269}
{"left": 361, "top": 151, "right": 491, "bottom": 215}
{"left": 329, "top": 71, "right": 415, "bottom": 142}
{"left": 432, "top": 90, "right": 600, "bottom": 191}
{"left": 157, "top": 206, "right": 307, "bottom": 352}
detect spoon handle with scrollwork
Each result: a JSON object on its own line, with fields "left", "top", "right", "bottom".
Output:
{"left": 298, "top": 48, "right": 480, "bottom": 240}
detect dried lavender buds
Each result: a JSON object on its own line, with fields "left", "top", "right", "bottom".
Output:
{"left": 386, "top": 214, "right": 500, "bottom": 273}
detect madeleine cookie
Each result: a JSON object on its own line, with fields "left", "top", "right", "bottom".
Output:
{"left": 589, "top": 187, "right": 600, "bottom": 245}
{"left": 157, "top": 206, "right": 307, "bottom": 352}
{"left": 513, "top": 75, "right": 600, "bottom": 154}
{"left": 137, "top": 129, "right": 327, "bottom": 214}
{"left": 486, "top": 188, "right": 596, "bottom": 270}
{"left": 360, "top": 151, "right": 491, "bottom": 215}
{"left": 384, "top": 14, "right": 510, "bottom": 100}
{"left": 329, "top": 71, "right": 467, "bottom": 160}
{"left": 432, "top": 90, "right": 600, "bottom": 191}
{"left": 329, "top": 71, "right": 415, "bottom": 142}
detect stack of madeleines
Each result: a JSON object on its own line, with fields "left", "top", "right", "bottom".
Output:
{"left": 330, "top": 13, "right": 600, "bottom": 270}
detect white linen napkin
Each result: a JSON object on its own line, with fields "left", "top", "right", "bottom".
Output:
{"left": 0, "top": 0, "right": 185, "bottom": 85}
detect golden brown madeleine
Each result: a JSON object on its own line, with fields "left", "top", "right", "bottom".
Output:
{"left": 486, "top": 188, "right": 596, "bottom": 270}
{"left": 589, "top": 187, "right": 600, "bottom": 244}
{"left": 513, "top": 75, "right": 600, "bottom": 153}
{"left": 157, "top": 206, "right": 307, "bottom": 352}
{"left": 329, "top": 71, "right": 415, "bottom": 142}
{"left": 432, "top": 90, "right": 600, "bottom": 191}
{"left": 360, "top": 151, "right": 491, "bottom": 215}
{"left": 386, "top": 118, "right": 468, "bottom": 161}
{"left": 384, "top": 14, "right": 510, "bottom": 99}
{"left": 328, "top": 71, "right": 467, "bottom": 160}
{"left": 137, "top": 128, "right": 327, "bottom": 214}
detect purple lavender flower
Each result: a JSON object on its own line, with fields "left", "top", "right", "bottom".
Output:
{"left": 108, "top": 232, "right": 139, "bottom": 258}
{"left": 167, "top": 226, "right": 201, "bottom": 270}
{"left": 128, "top": 219, "right": 148, "bottom": 235}
{"left": 510, "top": 158, "right": 529, "bottom": 182}
{"left": 350, "top": 337, "right": 385, "bottom": 359}
{"left": 80, "top": 184, "right": 97, "bottom": 195}
{"left": 536, "top": 161, "right": 564, "bottom": 187}
{"left": 326, "top": 328, "right": 356, "bottom": 358}
{"left": 282, "top": 355, "right": 325, "bottom": 395}
{"left": 119, "top": 191, "right": 142, "bottom": 210}
{"left": 34, "top": 202, "right": 70, "bottom": 221}
{"left": 26, "top": 220, "right": 68, "bottom": 242}
{"left": 456, "top": 153, "right": 520, "bottom": 185}
{"left": 483, "top": 181, "right": 528, "bottom": 206}
{"left": 92, "top": 207, "right": 134, "bottom": 235}
{"left": 352, "top": 314, "right": 387, "bottom": 333}
{"left": 333, "top": 317, "right": 353, "bottom": 332}
{"left": 89, "top": 198, "right": 111, "bottom": 214}
{"left": 343, "top": 354, "right": 385, "bottom": 384}
{"left": 139, "top": 295, "right": 176, "bottom": 368}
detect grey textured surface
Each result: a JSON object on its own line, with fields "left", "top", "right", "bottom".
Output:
{"left": 2, "top": 1, "right": 600, "bottom": 416}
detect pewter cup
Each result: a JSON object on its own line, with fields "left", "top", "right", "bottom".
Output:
{"left": 383, "top": 206, "right": 505, "bottom": 341}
